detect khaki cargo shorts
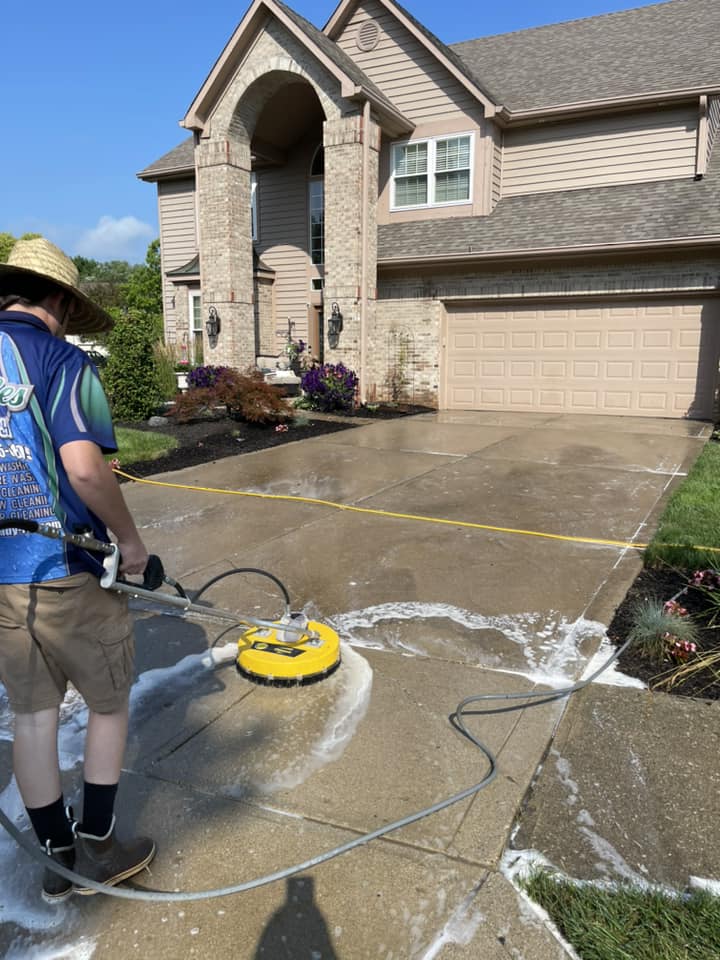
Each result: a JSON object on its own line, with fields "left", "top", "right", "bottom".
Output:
{"left": 0, "top": 572, "right": 134, "bottom": 714}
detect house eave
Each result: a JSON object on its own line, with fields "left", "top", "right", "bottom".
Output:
{"left": 136, "top": 163, "right": 195, "bottom": 183}
{"left": 498, "top": 86, "right": 720, "bottom": 127}
{"left": 377, "top": 235, "right": 720, "bottom": 269}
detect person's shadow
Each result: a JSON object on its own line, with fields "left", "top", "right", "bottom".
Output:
{"left": 254, "top": 876, "right": 339, "bottom": 959}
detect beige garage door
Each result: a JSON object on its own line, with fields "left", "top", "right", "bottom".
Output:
{"left": 444, "top": 300, "right": 719, "bottom": 418}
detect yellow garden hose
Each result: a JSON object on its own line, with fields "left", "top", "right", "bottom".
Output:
{"left": 113, "top": 467, "right": 719, "bottom": 555}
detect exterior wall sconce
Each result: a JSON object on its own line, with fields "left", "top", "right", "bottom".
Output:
{"left": 206, "top": 306, "right": 220, "bottom": 345}
{"left": 327, "top": 301, "right": 343, "bottom": 349}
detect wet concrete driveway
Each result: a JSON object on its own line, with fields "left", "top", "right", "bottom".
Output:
{"left": 0, "top": 411, "right": 712, "bottom": 959}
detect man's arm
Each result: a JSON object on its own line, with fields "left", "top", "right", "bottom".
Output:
{"left": 59, "top": 440, "right": 148, "bottom": 575}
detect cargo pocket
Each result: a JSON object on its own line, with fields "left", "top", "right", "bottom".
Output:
{"left": 98, "top": 631, "right": 133, "bottom": 691}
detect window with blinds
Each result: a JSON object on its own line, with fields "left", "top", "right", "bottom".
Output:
{"left": 392, "top": 134, "right": 472, "bottom": 210}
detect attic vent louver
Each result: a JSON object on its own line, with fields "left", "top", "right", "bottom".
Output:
{"left": 356, "top": 19, "right": 380, "bottom": 52}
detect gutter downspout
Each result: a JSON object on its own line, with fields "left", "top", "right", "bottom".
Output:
{"left": 359, "top": 99, "right": 370, "bottom": 404}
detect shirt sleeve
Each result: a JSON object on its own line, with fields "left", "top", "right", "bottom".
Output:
{"left": 48, "top": 354, "right": 118, "bottom": 454}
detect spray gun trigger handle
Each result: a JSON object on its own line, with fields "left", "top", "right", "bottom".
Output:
{"left": 142, "top": 555, "right": 165, "bottom": 591}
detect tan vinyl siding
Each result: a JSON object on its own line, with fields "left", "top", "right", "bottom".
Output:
{"left": 335, "top": 0, "right": 476, "bottom": 122}
{"left": 502, "top": 108, "right": 698, "bottom": 197}
{"left": 158, "top": 178, "right": 198, "bottom": 346}
{"left": 158, "top": 178, "right": 197, "bottom": 269}
{"left": 255, "top": 141, "right": 315, "bottom": 343}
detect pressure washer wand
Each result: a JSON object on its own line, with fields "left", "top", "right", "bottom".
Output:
{"left": 0, "top": 517, "right": 315, "bottom": 640}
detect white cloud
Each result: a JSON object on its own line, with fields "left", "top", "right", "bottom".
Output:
{"left": 75, "top": 215, "right": 155, "bottom": 261}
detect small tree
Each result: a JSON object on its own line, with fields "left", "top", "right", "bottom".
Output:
{"left": 103, "top": 309, "right": 164, "bottom": 421}
{"left": 171, "top": 368, "right": 289, "bottom": 424}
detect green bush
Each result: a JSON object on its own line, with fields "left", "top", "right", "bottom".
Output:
{"left": 103, "top": 310, "right": 165, "bottom": 421}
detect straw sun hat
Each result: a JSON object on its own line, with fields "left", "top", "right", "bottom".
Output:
{"left": 0, "top": 237, "right": 113, "bottom": 334}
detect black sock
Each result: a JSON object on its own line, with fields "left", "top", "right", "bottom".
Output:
{"left": 81, "top": 781, "right": 118, "bottom": 837}
{"left": 26, "top": 796, "right": 73, "bottom": 849}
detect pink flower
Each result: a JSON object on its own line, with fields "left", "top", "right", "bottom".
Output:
{"left": 671, "top": 638, "right": 697, "bottom": 662}
{"left": 275, "top": 423, "right": 289, "bottom": 433}
{"left": 663, "top": 600, "right": 688, "bottom": 617}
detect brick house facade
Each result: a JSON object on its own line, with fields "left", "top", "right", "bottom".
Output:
{"left": 139, "top": 0, "right": 720, "bottom": 420}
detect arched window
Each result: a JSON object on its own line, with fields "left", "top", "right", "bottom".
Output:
{"left": 309, "top": 146, "right": 324, "bottom": 266}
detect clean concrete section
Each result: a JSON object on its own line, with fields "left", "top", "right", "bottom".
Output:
{"left": 0, "top": 411, "right": 716, "bottom": 959}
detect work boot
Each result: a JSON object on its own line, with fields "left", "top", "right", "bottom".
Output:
{"left": 72, "top": 816, "right": 156, "bottom": 895}
{"left": 42, "top": 840, "right": 75, "bottom": 903}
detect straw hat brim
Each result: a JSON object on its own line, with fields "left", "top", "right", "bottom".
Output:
{"left": 0, "top": 262, "right": 114, "bottom": 335}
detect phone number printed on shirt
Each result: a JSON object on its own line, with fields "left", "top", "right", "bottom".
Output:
{"left": 0, "top": 444, "right": 33, "bottom": 461}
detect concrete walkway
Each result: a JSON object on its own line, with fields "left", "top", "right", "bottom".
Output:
{"left": 1, "top": 411, "right": 716, "bottom": 959}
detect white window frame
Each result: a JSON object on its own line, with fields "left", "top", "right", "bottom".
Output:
{"left": 188, "top": 290, "right": 203, "bottom": 365}
{"left": 251, "top": 172, "right": 258, "bottom": 241}
{"left": 390, "top": 132, "right": 474, "bottom": 211}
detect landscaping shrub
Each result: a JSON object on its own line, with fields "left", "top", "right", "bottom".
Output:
{"left": 153, "top": 342, "right": 179, "bottom": 402}
{"left": 627, "top": 597, "right": 700, "bottom": 662}
{"left": 103, "top": 310, "right": 165, "bottom": 421}
{"left": 171, "top": 367, "right": 289, "bottom": 424}
{"left": 299, "top": 363, "right": 358, "bottom": 413}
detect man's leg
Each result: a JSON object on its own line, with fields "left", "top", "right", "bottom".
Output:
{"left": 13, "top": 708, "right": 62, "bottom": 808}
{"left": 72, "top": 701, "right": 155, "bottom": 895}
{"left": 14, "top": 708, "right": 75, "bottom": 902}
{"left": 81, "top": 704, "right": 128, "bottom": 837}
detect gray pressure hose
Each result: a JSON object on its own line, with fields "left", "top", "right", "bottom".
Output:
{"left": 0, "top": 634, "right": 632, "bottom": 902}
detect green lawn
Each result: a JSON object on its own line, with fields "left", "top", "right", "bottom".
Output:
{"left": 523, "top": 872, "right": 720, "bottom": 960}
{"left": 109, "top": 427, "right": 179, "bottom": 467}
{"left": 645, "top": 440, "right": 720, "bottom": 569}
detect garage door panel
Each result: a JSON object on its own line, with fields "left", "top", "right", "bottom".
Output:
{"left": 444, "top": 300, "right": 719, "bottom": 418}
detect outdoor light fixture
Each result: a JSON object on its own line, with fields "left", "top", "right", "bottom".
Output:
{"left": 327, "top": 301, "right": 343, "bottom": 349}
{"left": 206, "top": 306, "right": 220, "bottom": 344}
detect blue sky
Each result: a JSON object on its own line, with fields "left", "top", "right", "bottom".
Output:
{"left": 3, "top": 0, "right": 662, "bottom": 263}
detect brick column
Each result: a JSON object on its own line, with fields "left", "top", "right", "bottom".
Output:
{"left": 323, "top": 115, "right": 379, "bottom": 379}
{"left": 196, "top": 138, "right": 255, "bottom": 368}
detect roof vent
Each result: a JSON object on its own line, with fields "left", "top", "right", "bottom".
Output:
{"left": 356, "top": 19, "right": 380, "bottom": 52}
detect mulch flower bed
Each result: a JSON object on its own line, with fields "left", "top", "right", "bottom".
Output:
{"left": 607, "top": 565, "right": 720, "bottom": 701}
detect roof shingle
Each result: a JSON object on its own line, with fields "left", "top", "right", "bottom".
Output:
{"left": 451, "top": 0, "right": 720, "bottom": 112}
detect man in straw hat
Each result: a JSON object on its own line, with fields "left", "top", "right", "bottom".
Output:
{"left": 0, "top": 237, "right": 155, "bottom": 901}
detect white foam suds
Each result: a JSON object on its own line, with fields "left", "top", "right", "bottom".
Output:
{"left": 330, "top": 601, "right": 619, "bottom": 689}
{"left": 688, "top": 876, "right": 720, "bottom": 895}
{"left": 5, "top": 941, "right": 97, "bottom": 960}
{"left": 580, "top": 639, "right": 646, "bottom": 688}
{"left": 419, "top": 886, "right": 485, "bottom": 960}
{"left": 499, "top": 850, "right": 585, "bottom": 960}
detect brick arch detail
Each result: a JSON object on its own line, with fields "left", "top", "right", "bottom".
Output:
{"left": 212, "top": 57, "right": 339, "bottom": 147}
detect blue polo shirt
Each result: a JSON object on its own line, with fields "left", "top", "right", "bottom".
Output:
{"left": 0, "top": 310, "right": 118, "bottom": 583}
